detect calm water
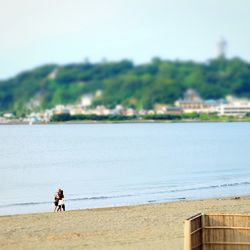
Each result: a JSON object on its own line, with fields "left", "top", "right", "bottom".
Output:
{"left": 0, "top": 122, "right": 250, "bottom": 215}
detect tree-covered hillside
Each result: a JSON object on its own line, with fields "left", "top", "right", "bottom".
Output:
{"left": 0, "top": 57, "right": 250, "bottom": 115}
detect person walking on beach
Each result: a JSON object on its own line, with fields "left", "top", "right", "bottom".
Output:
{"left": 57, "top": 189, "right": 65, "bottom": 212}
{"left": 53, "top": 189, "right": 60, "bottom": 212}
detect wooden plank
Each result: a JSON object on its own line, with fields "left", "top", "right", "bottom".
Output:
{"left": 204, "top": 242, "right": 250, "bottom": 245}
{"left": 201, "top": 213, "right": 205, "bottom": 249}
{"left": 186, "top": 213, "right": 202, "bottom": 221}
{"left": 191, "top": 242, "right": 202, "bottom": 249}
{"left": 191, "top": 227, "right": 202, "bottom": 235}
{"left": 191, "top": 215, "right": 202, "bottom": 249}
{"left": 191, "top": 230, "right": 202, "bottom": 249}
{"left": 204, "top": 226, "right": 250, "bottom": 230}
{"left": 184, "top": 220, "right": 191, "bottom": 250}
{"left": 191, "top": 218, "right": 201, "bottom": 232}
{"left": 206, "top": 213, "right": 250, "bottom": 217}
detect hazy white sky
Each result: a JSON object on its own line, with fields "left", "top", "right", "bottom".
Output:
{"left": 1, "top": 0, "right": 250, "bottom": 79}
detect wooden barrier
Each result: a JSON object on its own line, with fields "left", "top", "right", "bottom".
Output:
{"left": 184, "top": 214, "right": 250, "bottom": 250}
{"left": 184, "top": 213, "right": 203, "bottom": 250}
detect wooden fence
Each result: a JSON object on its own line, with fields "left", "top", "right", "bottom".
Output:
{"left": 184, "top": 213, "right": 250, "bottom": 250}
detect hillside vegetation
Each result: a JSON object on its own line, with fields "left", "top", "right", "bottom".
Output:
{"left": 0, "top": 57, "right": 250, "bottom": 115}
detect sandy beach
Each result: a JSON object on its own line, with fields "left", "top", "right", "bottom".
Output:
{"left": 1, "top": 196, "right": 250, "bottom": 250}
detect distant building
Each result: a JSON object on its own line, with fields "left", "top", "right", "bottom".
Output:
{"left": 26, "top": 112, "right": 50, "bottom": 123}
{"left": 112, "top": 105, "right": 125, "bottom": 115}
{"left": 53, "top": 105, "right": 70, "bottom": 115}
{"left": 147, "top": 110, "right": 155, "bottom": 115}
{"left": 175, "top": 89, "right": 218, "bottom": 113}
{"left": 69, "top": 106, "right": 85, "bottom": 115}
{"left": 95, "top": 90, "right": 103, "bottom": 98}
{"left": 81, "top": 94, "right": 93, "bottom": 107}
{"left": 218, "top": 96, "right": 250, "bottom": 116}
{"left": 92, "top": 105, "right": 110, "bottom": 115}
{"left": 3, "top": 113, "right": 15, "bottom": 118}
{"left": 154, "top": 104, "right": 183, "bottom": 115}
{"left": 154, "top": 104, "right": 167, "bottom": 114}
{"left": 47, "top": 68, "right": 58, "bottom": 80}
{"left": 43, "top": 110, "right": 54, "bottom": 120}
{"left": 175, "top": 89, "right": 203, "bottom": 112}
{"left": 138, "top": 109, "right": 147, "bottom": 116}
{"left": 166, "top": 107, "right": 183, "bottom": 114}
{"left": 124, "top": 108, "right": 136, "bottom": 116}
{"left": 184, "top": 89, "right": 202, "bottom": 102}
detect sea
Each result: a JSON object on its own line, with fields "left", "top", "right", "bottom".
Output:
{"left": 0, "top": 122, "right": 250, "bottom": 215}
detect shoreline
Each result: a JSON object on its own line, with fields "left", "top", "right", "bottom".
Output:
{"left": 0, "top": 119, "right": 250, "bottom": 125}
{"left": 0, "top": 193, "right": 248, "bottom": 218}
{"left": 1, "top": 196, "right": 250, "bottom": 250}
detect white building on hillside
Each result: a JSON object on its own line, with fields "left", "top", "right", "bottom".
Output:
{"left": 3, "top": 113, "right": 15, "bottom": 118}
{"left": 53, "top": 105, "right": 70, "bottom": 115}
{"left": 175, "top": 89, "right": 219, "bottom": 113}
{"left": 81, "top": 94, "right": 93, "bottom": 107}
{"left": 218, "top": 96, "right": 250, "bottom": 116}
{"left": 92, "top": 105, "right": 110, "bottom": 115}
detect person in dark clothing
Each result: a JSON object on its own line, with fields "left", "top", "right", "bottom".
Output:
{"left": 57, "top": 189, "right": 65, "bottom": 212}
{"left": 53, "top": 189, "right": 60, "bottom": 212}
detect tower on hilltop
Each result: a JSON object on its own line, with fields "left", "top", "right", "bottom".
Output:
{"left": 217, "top": 38, "right": 227, "bottom": 58}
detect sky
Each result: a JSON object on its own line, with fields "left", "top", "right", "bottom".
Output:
{"left": 1, "top": 0, "right": 250, "bottom": 79}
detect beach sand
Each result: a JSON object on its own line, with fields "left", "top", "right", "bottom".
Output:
{"left": 1, "top": 196, "right": 250, "bottom": 250}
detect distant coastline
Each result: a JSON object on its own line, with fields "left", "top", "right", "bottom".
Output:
{"left": 1, "top": 118, "right": 250, "bottom": 125}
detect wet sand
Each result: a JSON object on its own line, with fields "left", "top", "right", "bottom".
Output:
{"left": 1, "top": 196, "right": 250, "bottom": 250}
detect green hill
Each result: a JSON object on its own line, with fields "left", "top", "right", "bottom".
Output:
{"left": 0, "top": 57, "right": 250, "bottom": 115}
